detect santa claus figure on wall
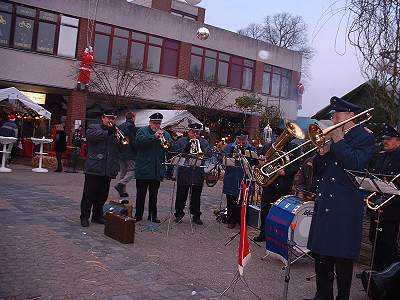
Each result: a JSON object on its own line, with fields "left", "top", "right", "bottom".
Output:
{"left": 77, "top": 46, "right": 94, "bottom": 90}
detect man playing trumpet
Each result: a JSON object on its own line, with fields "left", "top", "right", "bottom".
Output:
{"left": 79, "top": 110, "right": 123, "bottom": 227}
{"left": 134, "top": 113, "right": 173, "bottom": 222}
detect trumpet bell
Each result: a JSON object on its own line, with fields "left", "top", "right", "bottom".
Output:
{"left": 308, "top": 124, "right": 325, "bottom": 148}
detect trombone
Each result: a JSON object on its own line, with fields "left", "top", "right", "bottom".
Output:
{"left": 365, "top": 173, "right": 400, "bottom": 211}
{"left": 259, "top": 108, "right": 374, "bottom": 179}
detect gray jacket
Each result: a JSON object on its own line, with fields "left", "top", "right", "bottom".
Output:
{"left": 84, "top": 124, "right": 121, "bottom": 178}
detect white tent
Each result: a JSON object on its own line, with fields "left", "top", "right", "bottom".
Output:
{"left": 117, "top": 109, "right": 207, "bottom": 132}
{"left": 0, "top": 87, "right": 51, "bottom": 119}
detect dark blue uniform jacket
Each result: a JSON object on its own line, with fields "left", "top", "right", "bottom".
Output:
{"left": 307, "top": 125, "right": 375, "bottom": 259}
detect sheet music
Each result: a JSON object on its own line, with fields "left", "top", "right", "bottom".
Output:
{"left": 355, "top": 176, "right": 400, "bottom": 195}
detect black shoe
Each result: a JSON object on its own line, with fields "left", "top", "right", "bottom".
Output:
{"left": 122, "top": 192, "right": 129, "bottom": 198}
{"left": 134, "top": 216, "right": 142, "bottom": 222}
{"left": 81, "top": 218, "right": 89, "bottom": 227}
{"left": 174, "top": 217, "right": 183, "bottom": 223}
{"left": 253, "top": 235, "right": 265, "bottom": 243}
{"left": 227, "top": 223, "right": 236, "bottom": 229}
{"left": 114, "top": 183, "right": 125, "bottom": 197}
{"left": 192, "top": 217, "right": 203, "bottom": 225}
{"left": 91, "top": 217, "right": 105, "bottom": 224}
{"left": 54, "top": 169, "right": 62, "bottom": 173}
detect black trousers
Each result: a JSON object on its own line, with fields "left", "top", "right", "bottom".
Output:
{"left": 259, "top": 188, "right": 283, "bottom": 237}
{"left": 80, "top": 174, "right": 111, "bottom": 220}
{"left": 226, "top": 194, "right": 241, "bottom": 224}
{"left": 135, "top": 179, "right": 160, "bottom": 220}
{"left": 369, "top": 218, "right": 400, "bottom": 271}
{"left": 56, "top": 152, "right": 63, "bottom": 170}
{"left": 314, "top": 254, "right": 354, "bottom": 300}
{"left": 175, "top": 184, "right": 203, "bottom": 219}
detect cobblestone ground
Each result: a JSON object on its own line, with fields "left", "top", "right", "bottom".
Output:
{"left": 0, "top": 165, "right": 367, "bottom": 299}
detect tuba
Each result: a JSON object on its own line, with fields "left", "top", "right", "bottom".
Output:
{"left": 253, "top": 122, "right": 305, "bottom": 187}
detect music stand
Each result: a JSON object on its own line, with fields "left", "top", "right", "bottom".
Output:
{"left": 345, "top": 169, "right": 400, "bottom": 297}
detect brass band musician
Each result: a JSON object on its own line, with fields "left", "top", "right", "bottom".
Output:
{"left": 134, "top": 113, "right": 173, "bottom": 222}
{"left": 173, "top": 123, "right": 212, "bottom": 225}
{"left": 367, "top": 124, "right": 400, "bottom": 271}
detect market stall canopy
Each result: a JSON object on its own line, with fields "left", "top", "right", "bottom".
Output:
{"left": 0, "top": 87, "right": 51, "bottom": 119}
{"left": 117, "top": 109, "right": 207, "bottom": 132}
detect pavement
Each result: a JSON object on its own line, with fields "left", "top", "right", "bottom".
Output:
{"left": 0, "top": 164, "right": 368, "bottom": 299}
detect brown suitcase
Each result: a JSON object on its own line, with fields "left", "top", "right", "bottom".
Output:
{"left": 104, "top": 212, "right": 135, "bottom": 244}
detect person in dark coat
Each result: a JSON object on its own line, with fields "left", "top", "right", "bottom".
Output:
{"left": 253, "top": 124, "right": 301, "bottom": 242}
{"left": 367, "top": 124, "right": 400, "bottom": 271}
{"left": 114, "top": 111, "right": 137, "bottom": 197}
{"left": 54, "top": 124, "right": 67, "bottom": 172}
{"left": 306, "top": 97, "right": 375, "bottom": 300}
{"left": 223, "top": 130, "right": 257, "bottom": 229}
{"left": 173, "top": 123, "right": 212, "bottom": 225}
{"left": 0, "top": 114, "right": 18, "bottom": 164}
{"left": 79, "top": 111, "right": 123, "bottom": 227}
{"left": 134, "top": 113, "right": 173, "bottom": 223}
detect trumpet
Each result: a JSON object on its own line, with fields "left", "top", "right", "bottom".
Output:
{"left": 257, "top": 108, "right": 374, "bottom": 180}
{"left": 159, "top": 132, "right": 170, "bottom": 149}
{"left": 365, "top": 173, "right": 400, "bottom": 211}
{"left": 109, "top": 122, "right": 129, "bottom": 145}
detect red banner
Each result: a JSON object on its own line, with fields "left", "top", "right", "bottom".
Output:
{"left": 238, "top": 180, "right": 251, "bottom": 276}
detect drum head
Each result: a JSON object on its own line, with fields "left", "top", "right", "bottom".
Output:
{"left": 292, "top": 201, "right": 314, "bottom": 249}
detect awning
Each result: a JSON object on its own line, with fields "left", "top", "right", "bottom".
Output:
{"left": 0, "top": 87, "right": 51, "bottom": 119}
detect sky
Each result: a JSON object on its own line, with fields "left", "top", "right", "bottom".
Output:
{"left": 197, "top": 0, "right": 365, "bottom": 117}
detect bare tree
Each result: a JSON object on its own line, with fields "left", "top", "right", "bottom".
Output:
{"left": 80, "top": 57, "right": 158, "bottom": 108}
{"left": 238, "top": 12, "right": 314, "bottom": 80}
{"left": 172, "top": 77, "right": 231, "bottom": 127}
{"left": 326, "top": 1, "right": 400, "bottom": 125}
{"left": 259, "top": 105, "right": 282, "bottom": 129}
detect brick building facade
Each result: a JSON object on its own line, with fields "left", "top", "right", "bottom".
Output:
{"left": 0, "top": 0, "right": 302, "bottom": 142}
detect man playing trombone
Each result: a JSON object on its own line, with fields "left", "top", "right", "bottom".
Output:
{"left": 173, "top": 123, "right": 212, "bottom": 225}
{"left": 306, "top": 97, "right": 375, "bottom": 300}
{"left": 367, "top": 124, "right": 400, "bottom": 271}
{"left": 79, "top": 110, "right": 124, "bottom": 227}
{"left": 134, "top": 113, "right": 173, "bottom": 222}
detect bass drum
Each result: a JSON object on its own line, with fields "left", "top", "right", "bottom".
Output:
{"left": 265, "top": 195, "right": 314, "bottom": 263}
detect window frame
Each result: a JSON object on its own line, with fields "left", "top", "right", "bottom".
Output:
{"left": 262, "top": 64, "right": 292, "bottom": 99}
{"left": 0, "top": 1, "right": 79, "bottom": 57}
{"left": 93, "top": 22, "right": 180, "bottom": 77}
{"left": 189, "top": 45, "right": 255, "bottom": 91}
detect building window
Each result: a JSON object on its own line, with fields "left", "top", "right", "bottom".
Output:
{"left": 262, "top": 64, "right": 291, "bottom": 98}
{"left": 171, "top": 10, "right": 197, "bottom": 21}
{"left": 0, "top": 9, "right": 12, "bottom": 46}
{"left": 94, "top": 22, "right": 179, "bottom": 76}
{"left": 190, "top": 46, "right": 254, "bottom": 90}
{"left": 0, "top": 1, "right": 79, "bottom": 57}
{"left": 13, "top": 5, "right": 36, "bottom": 49}
{"left": 57, "top": 15, "right": 78, "bottom": 57}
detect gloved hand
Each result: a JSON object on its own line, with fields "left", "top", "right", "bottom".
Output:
{"left": 107, "top": 126, "right": 116, "bottom": 135}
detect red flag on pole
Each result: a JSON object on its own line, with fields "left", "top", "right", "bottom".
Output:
{"left": 238, "top": 180, "right": 251, "bottom": 276}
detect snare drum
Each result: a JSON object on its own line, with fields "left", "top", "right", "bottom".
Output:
{"left": 265, "top": 195, "right": 314, "bottom": 263}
